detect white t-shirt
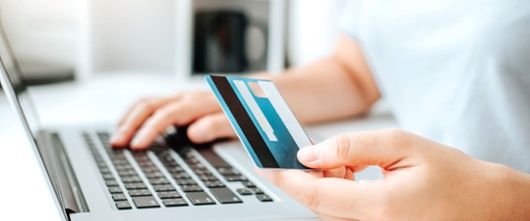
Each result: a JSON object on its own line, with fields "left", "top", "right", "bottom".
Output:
{"left": 340, "top": 0, "right": 530, "bottom": 173}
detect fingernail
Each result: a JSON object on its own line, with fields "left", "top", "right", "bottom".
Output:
{"left": 297, "top": 146, "right": 318, "bottom": 163}
{"left": 131, "top": 136, "right": 143, "bottom": 149}
{"left": 190, "top": 131, "right": 209, "bottom": 143}
{"left": 110, "top": 132, "right": 122, "bottom": 143}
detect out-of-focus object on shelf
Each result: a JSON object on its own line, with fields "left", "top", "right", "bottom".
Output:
{"left": 190, "top": 0, "right": 284, "bottom": 76}
{"left": 78, "top": 0, "right": 176, "bottom": 81}
{"left": 0, "top": 0, "right": 78, "bottom": 85}
{"left": 17, "top": 60, "right": 74, "bottom": 85}
{"left": 78, "top": 0, "right": 285, "bottom": 83}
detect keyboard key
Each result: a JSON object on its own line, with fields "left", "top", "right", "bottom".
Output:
{"left": 125, "top": 183, "right": 148, "bottom": 190}
{"left": 158, "top": 191, "right": 181, "bottom": 199}
{"left": 116, "top": 201, "right": 132, "bottom": 210}
{"left": 100, "top": 169, "right": 111, "bottom": 175}
{"left": 251, "top": 188, "right": 264, "bottom": 194}
{"left": 112, "top": 159, "right": 129, "bottom": 165}
{"left": 118, "top": 170, "right": 138, "bottom": 177}
{"left": 198, "top": 149, "right": 231, "bottom": 168}
{"left": 209, "top": 188, "right": 243, "bottom": 204}
{"left": 122, "top": 176, "right": 143, "bottom": 183}
{"left": 112, "top": 193, "right": 127, "bottom": 201}
{"left": 198, "top": 175, "right": 218, "bottom": 182}
{"left": 115, "top": 164, "right": 133, "bottom": 170}
{"left": 138, "top": 162, "right": 155, "bottom": 167}
{"left": 98, "top": 165, "right": 109, "bottom": 171}
{"left": 186, "top": 192, "right": 216, "bottom": 205}
{"left": 110, "top": 154, "right": 125, "bottom": 159}
{"left": 181, "top": 185, "right": 203, "bottom": 192}
{"left": 167, "top": 167, "right": 184, "bottom": 174}
{"left": 134, "top": 157, "right": 150, "bottom": 163}
{"left": 172, "top": 172, "right": 191, "bottom": 180}
{"left": 129, "top": 189, "right": 152, "bottom": 197}
{"left": 102, "top": 173, "right": 116, "bottom": 180}
{"left": 132, "top": 196, "right": 160, "bottom": 208}
{"left": 162, "top": 198, "right": 188, "bottom": 207}
{"left": 185, "top": 158, "right": 200, "bottom": 164}
{"left": 153, "top": 184, "right": 176, "bottom": 192}
{"left": 176, "top": 179, "right": 197, "bottom": 186}
{"left": 141, "top": 166, "right": 159, "bottom": 173}
{"left": 105, "top": 180, "right": 119, "bottom": 187}
{"left": 236, "top": 188, "right": 253, "bottom": 195}
{"left": 193, "top": 169, "right": 212, "bottom": 176}
{"left": 97, "top": 161, "right": 107, "bottom": 167}
{"left": 256, "top": 194, "right": 273, "bottom": 202}
{"left": 146, "top": 172, "right": 165, "bottom": 179}
{"left": 204, "top": 181, "right": 225, "bottom": 188}
{"left": 224, "top": 175, "right": 247, "bottom": 182}
{"left": 242, "top": 181, "right": 256, "bottom": 188}
{"left": 97, "top": 132, "right": 110, "bottom": 139}
{"left": 217, "top": 167, "right": 240, "bottom": 176}
{"left": 164, "top": 160, "right": 179, "bottom": 167}
{"left": 108, "top": 187, "right": 123, "bottom": 194}
{"left": 149, "top": 178, "right": 170, "bottom": 185}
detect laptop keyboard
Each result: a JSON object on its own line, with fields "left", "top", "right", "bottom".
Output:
{"left": 83, "top": 132, "right": 272, "bottom": 210}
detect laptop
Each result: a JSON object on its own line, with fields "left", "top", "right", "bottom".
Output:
{"left": 0, "top": 23, "right": 317, "bottom": 220}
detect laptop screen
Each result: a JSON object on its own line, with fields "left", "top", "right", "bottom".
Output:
{"left": 0, "top": 21, "right": 67, "bottom": 220}
{"left": 0, "top": 21, "right": 41, "bottom": 138}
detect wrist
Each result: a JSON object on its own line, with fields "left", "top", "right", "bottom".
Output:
{"left": 498, "top": 164, "right": 530, "bottom": 218}
{"left": 481, "top": 162, "right": 530, "bottom": 219}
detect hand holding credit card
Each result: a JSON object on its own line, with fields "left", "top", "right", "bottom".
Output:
{"left": 206, "top": 75, "right": 313, "bottom": 169}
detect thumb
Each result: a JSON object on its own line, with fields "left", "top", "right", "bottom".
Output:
{"left": 297, "top": 129, "right": 418, "bottom": 169}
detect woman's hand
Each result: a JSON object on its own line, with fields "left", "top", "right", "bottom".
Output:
{"left": 258, "top": 129, "right": 530, "bottom": 220}
{"left": 110, "top": 91, "right": 236, "bottom": 149}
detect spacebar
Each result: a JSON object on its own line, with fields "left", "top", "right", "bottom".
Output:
{"left": 209, "top": 188, "right": 242, "bottom": 204}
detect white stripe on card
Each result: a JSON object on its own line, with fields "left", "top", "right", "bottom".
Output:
{"left": 233, "top": 80, "right": 278, "bottom": 142}
{"left": 258, "top": 81, "right": 312, "bottom": 148}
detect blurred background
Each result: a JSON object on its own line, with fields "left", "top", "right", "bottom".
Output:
{"left": 0, "top": 4, "right": 386, "bottom": 215}
{"left": 0, "top": 0, "right": 349, "bottom": 84}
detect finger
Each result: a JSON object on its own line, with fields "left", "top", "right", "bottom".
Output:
{"left": 187, "top": 112, "right": 237, "bottom": 143}
{"left": 298, "top": 129, "right": 421, "bottom": 170}
{"left": 351, "top": 165, "right": 368, "bottom": 174}
{"left": 323, "top": 167, "right": 346, "bottom": 178}
{"left": 345, "top": 167, "right": 355, "bottom": 180}
{"left": 111, "top": 97, "right": 175, "bottom": 147}
{"left": 259, "top": 169, "right": 384, "bottom": 219}
{"left": 313, "top": 211, "right": 359, "bottom": 221}
{"left": 131, "top": 100, "right": 221, "bottom": 149}
{"left": 320, "top": 166, "right": 355, "bottom": 182}
{"left": 117, "top": 96, "right": 178, "bottom": 126}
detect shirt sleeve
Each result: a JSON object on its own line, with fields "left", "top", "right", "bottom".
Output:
{"left": 339, "top": 0, "right": 363, "bottom": 40}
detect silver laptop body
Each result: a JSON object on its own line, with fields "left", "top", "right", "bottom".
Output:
{"left": 0, "top": 21, "right": 316, "bottom": 221}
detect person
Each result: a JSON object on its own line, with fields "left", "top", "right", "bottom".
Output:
{"left": 110, "top": 1, "right": 530, "bottom": 220}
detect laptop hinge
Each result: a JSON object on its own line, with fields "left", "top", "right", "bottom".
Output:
{"left": 65, "top": 208, "right": 77, "bottom": 220}
{"left": 37, "top": 132, "right": 90, "bottom": 216}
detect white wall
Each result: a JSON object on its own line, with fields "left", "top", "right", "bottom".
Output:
{"left": 0, "top": 0, "right": 79, "bottom": 67}
{"left": 287, "top": 0, "right": 348, "bottom": 67}
{"left": 0, "top": 0, "right": 347, "bottom": 76}
{"left": 82, "top": 0, "right": 176, "bottom": 75}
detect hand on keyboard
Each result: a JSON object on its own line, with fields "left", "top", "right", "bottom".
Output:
{"left": 110, "top": 92, "right": 237, "bottom": 150}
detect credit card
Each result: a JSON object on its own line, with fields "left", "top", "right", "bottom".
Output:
{"left": 206, "top": 75, "right": 312, "bottom": 169}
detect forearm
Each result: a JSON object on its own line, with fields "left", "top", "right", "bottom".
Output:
{"left": 273, "top": 58, "right": 369, "bottom": 124}
{"left": 462, "top": 161, "right": 530, "bottom": 220}
{"left": 254, "top": 36, "right": 380, "bottom": 124}
{"left": 499, "top": 165, "right": 530, "bottom": 219}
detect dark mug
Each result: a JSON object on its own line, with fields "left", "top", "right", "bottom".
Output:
{"left": 192, "top": 10, "right": 267, "bottom": 74}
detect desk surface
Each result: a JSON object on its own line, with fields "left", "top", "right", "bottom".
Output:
{"left": 0, "top": 73, "right": 397, "bottom": 220}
